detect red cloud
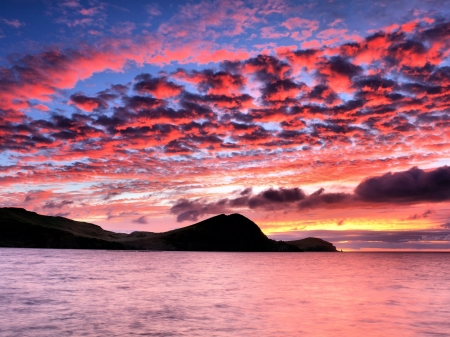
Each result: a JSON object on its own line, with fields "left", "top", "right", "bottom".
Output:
{"left": 134, "top": 74, "right": 184, "bottom": 98}
{"left": 282, "top": 18, "right": 319, "bottom": 40}
{"left": 69, "top": 93, "right": 108, "bottom": 112}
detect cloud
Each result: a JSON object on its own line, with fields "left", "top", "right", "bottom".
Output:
{"left": 281, "top": 18, "right": 319, "bottom": 40}
{"left": 298, "top": 189, "right": 353, "bottom": 210}
{"left": 261, "top": 79, "right": 305, "bottom": 103}
{"left": 132, "top": 216, "right": 148, "bottom": 224}
{"left": 69, "top": 92, "right": 108, "bottom": 112}
{"left": 282, "top": 18, "right": 319, "bottom": 31}
{"left": 316, "top": 56, "right": 363, "bottom": 92}
{"left": 53, "top": 212, "right": 70, "bottom": 217}
{"left": 134, "top": 74, "right": 184, "bottom": 98}
{"left": 441, "top": 222, "right": 450, "bottom": 229}
{"left": 24, "top": 190, "right": 54, "bottom": 203}
{"left": 43, "top": 200, "right": 73, "bottom": 209}
{"left": 173, "top": 68, "right": 246, "bottom": 96}
{"left": 270, "top": 229, "right": 450, "bottom": 250}
{"left": 110, "top": 22, "right": 136, "bottom": 36}
{"left": 145, "top": 4, "right": 162, "bottom": 17}
{"left": 60, "top": 0, "right": 80, "bottom": 8}
{"left": 170, "top": 187, "right": 308, "bottom": 222}
{"left": 407, "top": 210, "right": 434, "bottom": 220}
{"left": 80, "top": 8, "right": 99, "bottom": 16}
{"left": 1, "top": 19, "right": 24, "bottom": 28}
{"left": 355, "top": 166, "right": 450, "bottom": 203}
{"left": 170, "top": 166, "right": 450, "bottom": 222}
{"left": 261, "top": 27, "right": 289, "bottom": 39}
{"left": 247, "top": 187, "right": 306, "bottom": 208}
{"left": 170, "top": 198, "right": 230, "bottom": 222}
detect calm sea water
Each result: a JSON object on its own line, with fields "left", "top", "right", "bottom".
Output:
{"left": 0, "top": 249, "right": 449, "bottom": 337}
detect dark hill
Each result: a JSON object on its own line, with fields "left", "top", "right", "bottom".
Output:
{"left": 0, "top": 207, "right": 125, "bottom": 249}
{"left": 126, "top": 213, "right": 298, "bottom": 251}
{"left": 287, "top": 237, "right": 337, "bottom": 252}
{"left": 0, "top": 208, "right": 337, "bottom": 252}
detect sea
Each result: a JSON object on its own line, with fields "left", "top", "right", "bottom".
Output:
{"left": 0, "top": 249, "right": 449, "bottom": 337}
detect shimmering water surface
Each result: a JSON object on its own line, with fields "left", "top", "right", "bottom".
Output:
{"left": 0, "top": 249, "right": 449, "bottom": 337}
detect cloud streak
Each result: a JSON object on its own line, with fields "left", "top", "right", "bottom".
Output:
{"left": 170, "top": 166, "right": 450, "bottom": 221}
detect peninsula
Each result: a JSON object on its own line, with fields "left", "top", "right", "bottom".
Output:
{"left": 0, "top": 208, "right": 337, "bottom": 252}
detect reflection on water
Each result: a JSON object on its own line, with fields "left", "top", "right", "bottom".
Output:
{"left": 0, "top": 249, "right": 449, "bottom": 336}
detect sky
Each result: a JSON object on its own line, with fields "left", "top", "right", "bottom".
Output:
{"left": 1, "top": 0, "right": 450, "bottom": 251}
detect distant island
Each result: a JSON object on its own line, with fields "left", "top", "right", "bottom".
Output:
{"left": 0, "top": 208, "right": 337, "bottom": 252}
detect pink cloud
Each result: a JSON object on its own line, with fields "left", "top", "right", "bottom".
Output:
{"left": 301, "top": 40, "right": 322, "bottom": 49}
{"left": 146, "top": 4, "right": 162, "bottom": 16}
{"left": 281, "top": 17, "right": 319, "bottom": 31}
{"left": 80, "top": 8, "right": 99, "bottom": 16}
{"left": 67, "top": 18, "right": 94, "bottom": 27}
{"left": 60, "top": 0, "right": 80, "bottom": 8}
{"left": 261, "top": 27, "right": 289, "bottom": 39}
{"left": 280, "top": 18, "right": 320, "bottom": 41}
{"left": 33, "top": 104, "right": 50, "bottom": 111}
{"left": 158, "top": 1, "right": 261, "bottom": 39}
{"left": 316, "top": 28, "right": 360, "bottom": 46}
{"left": 1, "top": 19, "right": 24, "bottom": 28}
{"left": 329, "top": 19, "right": 343, "bottom": 27}
{"left": 110, "top": 22, "right": 136, "bottom": 36}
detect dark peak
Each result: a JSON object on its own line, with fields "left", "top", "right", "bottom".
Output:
{"left": 209, "top": 213, "right": 257, "bottom": 223}
{"left": 227, "top": 213, "right": 252, "bottom": 219}
{"left": 1, "top": 207, "right": 41, "bottom": 218}
{"left": 194, "top": 213, "right": 262, "bottom": 232}
{"left": 2, "top": 207, "right": 31, "bottom": 212}
{"left": 287, "top": 237, "right": 338, "bottom": 252}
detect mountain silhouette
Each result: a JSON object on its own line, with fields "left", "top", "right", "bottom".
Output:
{"left": 0, "top": 208, "right": 337, "bottom": 252}
{"left": 287, "top": 237, "right": 338, "bottom": 252}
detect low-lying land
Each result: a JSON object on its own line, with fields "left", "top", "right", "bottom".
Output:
{"left": 0, "top": 208, "right": 337, "bottom": 252}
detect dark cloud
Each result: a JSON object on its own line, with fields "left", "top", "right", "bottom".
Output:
{"left": 133, "top": 73, "right": 184, "bottom": 98}
{"left": 170, "top": 187, "right": 307, "bottom": 222}
{"left": 420, "top": 22, "right": 450, "bottom": 41}
{"left": 70, "top": 92, "right": 108, "bottom": 111}
{"left": 164, "top": 139, "right": 197, "bottom": 154}
{"left": 103, "top": 192, "right": 121, "bottom": 200}
{"left": 170, "top": 198, "right": 229, "bottom": 222}
{"left": 298, "top": 189, "right": 353, "bottom": 210}
{"left": 387, "top": 39, "right": 427, "bottom": 66}
{"left": 24, "top": 190, "right": 46, "bottom": 202}
{"left": 306, "top": 84, "right": 339, "bottom": 105}
{"left": 240, "top": 187, "right": 252, "bottom": 195}
{"left": 353, "top": 75, "right": 397, "bottom": 92}
{"left": 248, "top": 187, "right": 305, "bottom": 208}
{"left": 284, "top": 48, "right": 319, "bottom": 72}
{"left": 428, "top": 66, "right": 450, "bottom": 85}
{"left": 328, "top": 56, "right": 363, "bottom": 78}
{"left": 244, "top": 54, "right": 292, "bottom": 82}
{"left": 270, "top": 229, "right": 450, "bottom": 248}
{"left": 173, "top": 68, "right": 245, "bottom": 94}
{"left": 182, "top": 91, "right": 253, "bottom": 110}
{"left": 317, "top": 56, "right": 363, "bottom": 84}
{"left": 43, "top": 200, "right": 73, "bottom": 209}
{"left": 407, "top": 210, "right": 434, "bottom": 220}
{"left": 440, "top": 222, "right": 450, "bottom": 229}
{"left": 53, "top": 212, "right": 70, "bottom": 217}
{"left": 123, "top": 95, "right": 165, "bottom": 111}
{"left": 170, "top": 166, "right": 450, "bottom": 222}
{"left": 355, "top": 166, "right": 450, "bottom": 203}
{"left": 132, "top": 216, "right": 148, "bottom": 224}
{"left": 261, "top": 79, "right": 305, "bottom": 104}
